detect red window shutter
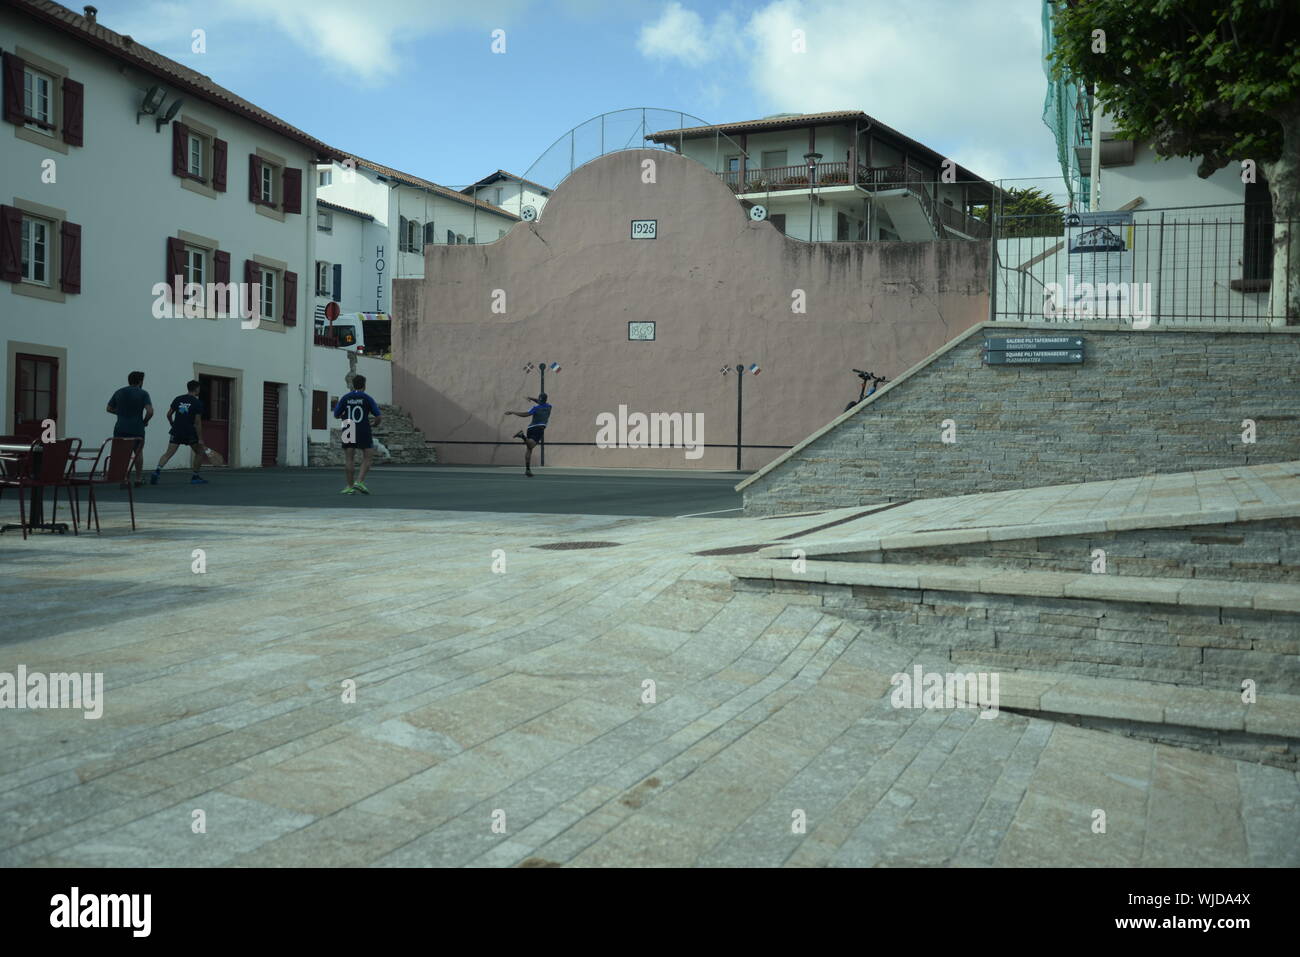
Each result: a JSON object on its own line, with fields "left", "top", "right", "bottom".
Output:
{"left": 0, "top": 205, "right": 21, "bottom": 282}
{"left": 245, "top": 258, "right": 257, "bottom": 317}
{"left": 282, "top": 270, "right": 297, "bottom": 325}
{"left": 165, "top": 236, "right": 185, "bottom": 304}
{"left": 213, "top": 249, "right": 230, "bottom": 312}
{"left": 248, "top": 154, "right": 261, "bottom": 203}
{"left": 212, "top": 138, "right": 228, "bottom": 191}
{"left": 172, "top": 121, "right": 188, "bottom": 176}
{"left": 61, "top": 78, "right": 84, "bottom": 146}
{"left": 59, "top": 221, "right": 81, "bottom": 293}
{"left": 2, "top": 53, "right": 23, "bottom": 126}
{"left": 282, "top": 167, "right": 302, "bottom": 214}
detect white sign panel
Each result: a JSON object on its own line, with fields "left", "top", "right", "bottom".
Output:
{"left": 630, "top": 219, "right": 657, "bottom": 239}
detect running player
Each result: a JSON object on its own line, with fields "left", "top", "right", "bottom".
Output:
{"left": 106, "top": 371, "right": 153, "bottom": 487}
{"left": 504, "top": 392, "right": 551, "bottom": 477}
{"left": 150, "top": 380, "right": 208, "bottom": 485}
{"left": 334, "top": 374, "right": 382, "bottom": 494}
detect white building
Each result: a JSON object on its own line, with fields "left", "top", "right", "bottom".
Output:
{"left": 461, "top": 169, "right": 551, "bottom": 222}
{"left": 647, "top": 110, "right": 997, "bottom": 242}
{"left": 1, "top": 0, "right": 343, "bottom": 469}
{"left": 315, "top": 155, "right": 519, "bottom": 316}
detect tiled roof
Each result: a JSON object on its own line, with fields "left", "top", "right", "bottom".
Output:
{"left": 8, "top": 0, "right": 346, "bottom": 159}
{"left": 648, "top": 109, "right": 994, "bottom": 187}
{"left": 349, "top": 157, "right": 520, "bottom": 220}
{"left": 463, "top": 169, "right": 552, "bottom": 195}
{"left": 316, "top": 199, "right": 373, "bottom": 221}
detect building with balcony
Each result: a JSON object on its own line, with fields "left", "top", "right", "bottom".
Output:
{"left": 460, "top": 169, "right": 551, "bottom": 222}
{"left": 646, "top": 110, "right": 997, "bottom": 242}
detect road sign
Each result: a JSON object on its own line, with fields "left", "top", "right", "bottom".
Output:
{"left": 984, "top": 350, "right": 1084, "bottom": 365}
{"left": 324, "top": 301, "right": 340, "bottom": 322}
{"left": 984, "top": 336, "right": 1083, "bottom": 351}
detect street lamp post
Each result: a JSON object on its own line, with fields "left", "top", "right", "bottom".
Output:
{"left": 721, "top": 362, "right": 761, "bottom": 471}
{"left": 803, "top": 151, "right": 822, "bottom": 242}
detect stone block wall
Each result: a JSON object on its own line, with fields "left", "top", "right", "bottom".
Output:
{"left": 741, "top": 323, "right": 1300, "bottom": 515}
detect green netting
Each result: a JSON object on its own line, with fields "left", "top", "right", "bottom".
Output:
{"left": 1041, "top": 0, "right": 1082, "bottom": 205}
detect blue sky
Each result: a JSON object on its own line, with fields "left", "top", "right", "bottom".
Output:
{"left": 108, "top": 0, "right": 1063, "bottom": 195}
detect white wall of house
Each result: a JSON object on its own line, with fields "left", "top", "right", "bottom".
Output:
{"left": 1094, "top": 115, "right": 1246, "bottom": 217}
{"left": 1, "top": 8, "right": 319, "bottom": 470}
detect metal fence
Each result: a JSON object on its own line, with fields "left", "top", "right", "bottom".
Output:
{"left": 991, "top": 205, "right": 1291, "bottom": 325}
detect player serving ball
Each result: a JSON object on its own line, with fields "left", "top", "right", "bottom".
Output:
{"left": 504, "top": 392, "right": 552, "bottom": 477}
{"left": 335, "top": 374, "right": 383, "bottom": 494}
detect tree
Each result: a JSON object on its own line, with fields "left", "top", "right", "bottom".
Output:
{"left": 973, "top": 186, "right": 1066, "bottom": 236}
{"left": 1048, "top": 0, "right": 1300, "bottom": 323}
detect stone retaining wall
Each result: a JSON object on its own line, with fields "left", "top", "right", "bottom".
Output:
{"left": 740, "top": 323, "right": 1300, "bottom": 515}
{"left": 735, "top": 577, "right": 1300, "bottom": 694}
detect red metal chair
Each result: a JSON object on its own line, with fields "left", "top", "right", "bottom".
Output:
{"left": 70, "top": 437, "right": 140, "bottom": 533}
{"left": 0, "top": 438, "right": 78, "bottom": 539}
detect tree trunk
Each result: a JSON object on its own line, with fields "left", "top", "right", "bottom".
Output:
{"left": 1262, "top": 105, "right": 1300, "bottom": 325}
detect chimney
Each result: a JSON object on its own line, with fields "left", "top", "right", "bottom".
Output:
{"left": 84, "top": 5, "right": 97, "bottom": 21}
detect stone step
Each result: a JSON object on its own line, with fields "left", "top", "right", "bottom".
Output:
{"left": 727, "top": 558, "right": 1300, "bottom": 695}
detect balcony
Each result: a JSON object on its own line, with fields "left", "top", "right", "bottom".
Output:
{"left": 717, "top": 163, "right": 989, "bottom": 239}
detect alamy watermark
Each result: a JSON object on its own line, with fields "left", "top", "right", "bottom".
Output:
{"left": 890, "top": 665, "right": 999, "bottom": 718}
{"left": 596, "top": 405, "right": 704, "bottom": 460}
{"left": 150, "top": 280, "right": 263, "bottom": 328}
{"left": 0, "top": 666, "right": 103, "bottom": 719}
{"left": 1043, "top": 277, "right": 1153, "bottom": 325}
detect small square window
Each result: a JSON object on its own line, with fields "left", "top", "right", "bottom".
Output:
{"left": 317, "top": 210, "right": 333, "bottom": 232}
{"left": 20, "top": 216, "right": 51, "bottom": 285}
{"left": 319, "top": 169, "right": 332, "bottom": 187}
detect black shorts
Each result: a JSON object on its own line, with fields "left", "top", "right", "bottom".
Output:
{"left": 169, "top": 430, "right": 201, "bottom": 447}
{"left": 526, "top": 425, "right": 546, "bottom": 443}
{"left": 342, "top": 432, "right": 374, "bottom": 450}
{"left": 113, "top": 428, "right": 144, "bottom": 441}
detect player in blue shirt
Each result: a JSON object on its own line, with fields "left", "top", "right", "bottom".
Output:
{"left": 106, "top": 371, "right": 153, "bottom": 487}
{"left": 504, "top": 392, "right": 551, "bottom": 477}
{"left": 334, "top": 374, "right": 383, "bottom": 494}
{"left": 150, "top": 380, "right": 208, "bottom": 485}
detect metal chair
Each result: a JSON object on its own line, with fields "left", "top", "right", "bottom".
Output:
{"left": 70, "top": 437, "right": 140, "bottom": 533}
{"left": 0, "top": 438, "right": 78, "bottom": 539}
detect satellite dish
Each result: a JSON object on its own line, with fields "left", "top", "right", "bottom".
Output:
{"left": 749, "top": 204, "right": 768, "bottom": 222}
{"left": 156, "top": 97, "right": 184, "bottom": 131}
{"left": 520, "top": 205, "right": 538, "bottom": 222}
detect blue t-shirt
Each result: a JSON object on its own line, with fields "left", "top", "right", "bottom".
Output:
{"left": 109, "top": 386, "right": 152, "bottom": 435}
{"left": 169, "top": 394, "right": 205, "bottom": 433}
{"left": 334, "top": 391, "right": 381, "bottom": 435}
{"left": 527, "top": 403, "right": 552, "bottom": 427}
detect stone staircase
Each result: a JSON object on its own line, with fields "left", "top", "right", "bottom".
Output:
{"left": 725, "top": 461, "right": 1300, "bottom": 768}
{"left": 308, "top": 404, "right": 436, "bottom": 467}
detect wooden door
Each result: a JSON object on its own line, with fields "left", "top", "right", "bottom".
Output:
{"left": 13, "top": 354, "right": 58, "bottom": 440}
{"left": 261, "top": 382, "right": 281, "bottom": 467}
{"left": 199, "top": 374, "right": 231, "bottom": 462}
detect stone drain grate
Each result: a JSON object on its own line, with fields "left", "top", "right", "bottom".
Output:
{"left": 532, "top": 541, "right": 624, "bottom": 550}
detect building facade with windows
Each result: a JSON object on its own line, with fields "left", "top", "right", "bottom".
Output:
{"left": 647, "top": 110, "right": 998, "bottom": 243}
{"left": 1, "top": 0, "right": 343, "bottom": 468}
{"left": 460, "top": 169, "right": 551, "bottom": 222}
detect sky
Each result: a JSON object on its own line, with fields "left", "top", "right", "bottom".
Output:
{"left": 103, "top": 0, "right": 1064, "bottom": 195}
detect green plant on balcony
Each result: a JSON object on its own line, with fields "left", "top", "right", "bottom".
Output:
{"left": 781, "top": 175, "right": 810, "bottom": 186}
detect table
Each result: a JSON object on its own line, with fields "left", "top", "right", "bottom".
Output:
{"left": 0, "top": 441, "right": 70, "bottom": 535}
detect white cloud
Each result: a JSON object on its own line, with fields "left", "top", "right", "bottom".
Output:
{"left": 104, "top": 0, "right": 532, "bottom": 85}
{"left": 637, "top": 0, "right": 1058, "bottom": 182}
{"left": 637, "top": 1, "right": 738, "bottom": 67}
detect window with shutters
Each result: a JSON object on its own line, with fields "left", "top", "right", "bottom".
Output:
{"left": 315, "top": 260, "right": 330, "bottom": 296}
{"left": 317, "top": 210, "right": 333, "bottom": 232}
{"left": 184, "top": 246, "right": 206, "bottom": 287}
{"left": 423, "top": 222, "right": 435, "bottom": 246}
{"left": 399, "top": 218, "right": 421, "bottom": 252}
{"left": 3, "top": 201, "right": 80, "bottom": 302}
{"left": 21, "top": 215, "right": 50, "bottom": 284}
{"left": 446, "top": 229, "right": 455, "bottom": 245}
{"left": 23, "top": 67, "right": 53, "bottom": 133}
{"left": 260, "top": 163, "right": 276, "bottom": 204}
{"left": 187, "top": 132, "right": 205, "bottom": 178}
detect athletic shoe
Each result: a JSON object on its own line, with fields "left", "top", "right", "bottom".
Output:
{"left": 525, "top": 469, "right": 534, "bottom": 477}
{"left": 352, "top": 481, "right": 370, "bottom": 495}
{"left": 190, "top": 475, "right": 208, "bottom": 485}
{"left": 149, "top": 469, "right": 160, "bottom": 485}
{"left": 340, "top": 486, "right": 356, "bottom": 494}
{"left": 512, "top": 431, "right": 525, "bottom": 440}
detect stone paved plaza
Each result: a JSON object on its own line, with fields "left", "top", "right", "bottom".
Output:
{"left": 2, "top": 470, "right": 1298, "bottom": 867}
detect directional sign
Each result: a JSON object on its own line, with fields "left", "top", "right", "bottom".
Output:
{"left": 984, "top": 336, "right": 1084, "bottom": 351}
{"left": 984, "top": 350, "right": 1084, "bottom": 365}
